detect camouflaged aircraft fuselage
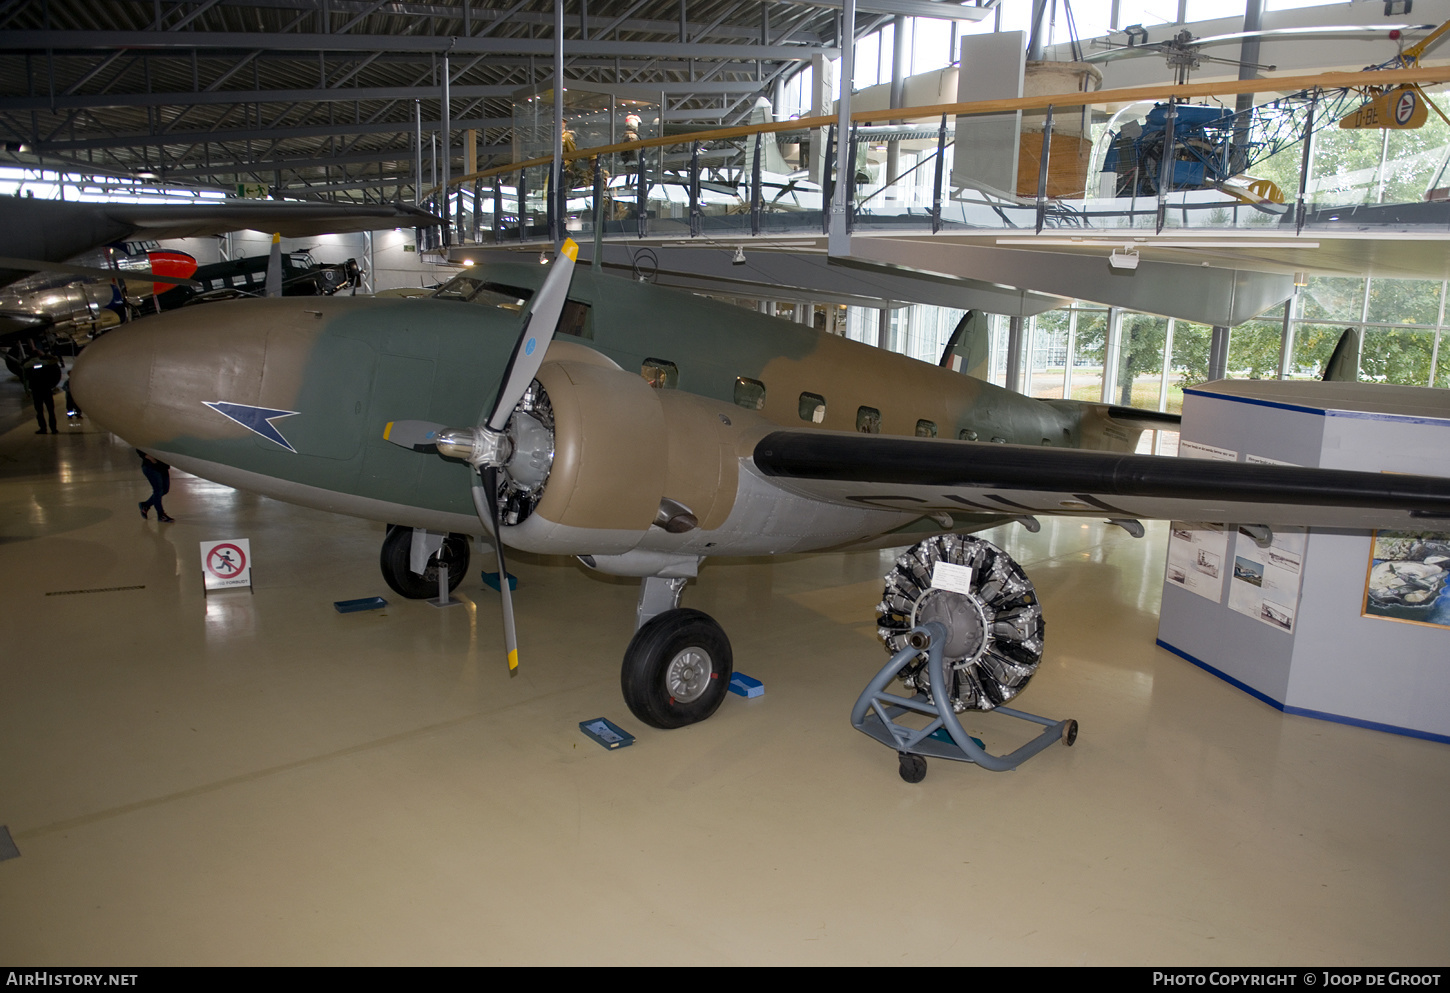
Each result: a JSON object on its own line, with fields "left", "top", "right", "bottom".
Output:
{"left": 72, "top": 262, "right": 1146, "bottom": 559}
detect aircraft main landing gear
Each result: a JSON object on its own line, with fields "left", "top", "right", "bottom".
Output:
{"left": 616, "top": 572, "right": 733, "bottom": 729}
{"left": 621, "top": 608, "right": 733, "bottom": 729}
{"left": 379, "top": 525, "right": 469, "bottom": 599}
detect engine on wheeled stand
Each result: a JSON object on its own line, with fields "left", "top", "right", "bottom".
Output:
{"left": 853, "top": 534, "right": 1077, "bottom": 783}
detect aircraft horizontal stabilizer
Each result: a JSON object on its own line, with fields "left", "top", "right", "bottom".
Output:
{"left": 751, "top": 430, "right": 1450, "bottom": 533}
{"left": 108, "top": 201, "right": 443, "bottom": 241}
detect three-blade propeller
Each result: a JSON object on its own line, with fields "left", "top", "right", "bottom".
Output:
{"left": 382, "top": 238, "right": 579, "bottom": 674}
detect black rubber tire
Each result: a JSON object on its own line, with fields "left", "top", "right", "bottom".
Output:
{"left": 621, "top": 608, "right": 732, "bottom": 729}
{"left": 1061, "top": 719, "right": 1078, "bottom": 747}
{"left": 379, "top": 524, "right": 470, "bottom": 599}
{"left": 898, "top": 753, "right": 927, "bottom": 784}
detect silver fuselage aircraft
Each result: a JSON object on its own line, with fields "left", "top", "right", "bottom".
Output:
{"left": 70, "top": 244, "right": 1450, "bottom": 730}
{"left": 0, "top": 195, "right": 438, "bottom": 291}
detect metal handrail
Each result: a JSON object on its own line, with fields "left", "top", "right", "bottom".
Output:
{"left": 429, "top": 64, "right": 1450, "bottom": 195}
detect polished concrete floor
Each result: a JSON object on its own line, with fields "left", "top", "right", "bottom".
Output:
{"left": 1, "top": 377, "right": 1448, "bottom": 966}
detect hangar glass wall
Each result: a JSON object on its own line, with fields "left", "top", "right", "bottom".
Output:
{"left": 0, "top": 166, "right": 226, "bottom": 204}
{"left": 842, "top": 272, "right": 1450, "bottom": 455}
{"left": 781, "top": 0, "right": 1338, "bottom": 113}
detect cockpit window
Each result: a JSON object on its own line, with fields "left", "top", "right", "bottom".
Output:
{"left": 431, "top": 274, "right": 535, "bottom": 313}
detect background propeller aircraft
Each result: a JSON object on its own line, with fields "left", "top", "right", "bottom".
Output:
{"left": 0, "top": 194, "right": 440, "bottom": 291}
{"left": 71, "top": 242, "right": 1450, "bottom": 731}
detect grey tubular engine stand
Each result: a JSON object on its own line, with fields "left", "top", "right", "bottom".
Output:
{"left": 851, "top": 622, "right": 1078, "bottom": 783}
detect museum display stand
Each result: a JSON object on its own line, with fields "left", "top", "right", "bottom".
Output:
{"left": 1156, "top": 381, "right": 1450, "bottom": 743}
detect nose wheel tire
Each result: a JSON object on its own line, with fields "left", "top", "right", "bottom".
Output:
{"left": 621, "top": 608, "right": 732, "bottom": 729}
{"left": 379, "top": 525, "right": 470, "bottom": 599}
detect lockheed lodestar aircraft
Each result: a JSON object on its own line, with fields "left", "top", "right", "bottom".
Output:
{"left": 71, "top": 240, "right": 1450, "bottom": 731}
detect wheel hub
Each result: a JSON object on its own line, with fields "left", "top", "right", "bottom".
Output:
{"left": 665, "top": 648, "right": 712, "bottom": 703}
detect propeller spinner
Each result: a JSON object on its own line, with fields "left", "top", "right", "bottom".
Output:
{"left": 382, "top": 238, "right": 579, "bottom": 674}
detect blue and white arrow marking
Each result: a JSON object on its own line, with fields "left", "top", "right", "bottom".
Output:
{"left": 203, "top": 401, "right": 300, "bottom": 453}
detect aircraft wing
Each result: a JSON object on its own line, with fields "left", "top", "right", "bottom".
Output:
{"left": 100, "top": 201, "right": 442, "bottom": 241}
{"left": 750, "top": 430, "right": 1450, "bottom": 532}
{"left": 0, "top": 199, "right": 443, "bottom": 290}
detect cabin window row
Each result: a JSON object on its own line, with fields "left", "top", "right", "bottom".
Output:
{"left": 645, "top": 365, "right": 1001, "bottom": 443}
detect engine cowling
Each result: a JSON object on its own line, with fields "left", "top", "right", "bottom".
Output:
{"left": 502, "top": 347, "right": 759, "bottom": 554}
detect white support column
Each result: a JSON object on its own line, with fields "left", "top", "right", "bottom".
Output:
{"left": 1063, "top": 305, "right": 1078, "bottom": 400}
{"left": 1159, "top": 318, "right": 1174, "bottom": 413}
{"left": 828, "top": 0, "right": 857, "bottom": 258}
{"left": 1100, "top": 308, "right": 1122, "bottom": 404}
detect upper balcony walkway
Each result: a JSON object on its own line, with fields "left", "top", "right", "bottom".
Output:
{"left": 420, "top": 65, "right": 1450, "bottom": 326}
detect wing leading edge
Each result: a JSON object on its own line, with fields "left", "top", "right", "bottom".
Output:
{"left": 751, "top": 430, "right": 1450, "bottom": 532}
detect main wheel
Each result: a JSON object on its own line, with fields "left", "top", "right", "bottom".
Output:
{"left": 379, "top": 525, "right": 470, "bottom": 599}
{"left": 621, "top": 608, "right": 732, "bottom": 729}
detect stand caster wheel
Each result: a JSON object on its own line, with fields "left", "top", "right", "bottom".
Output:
{"left": 898, "top": 752, "right": 927, "bottom": 784}
{"left": 1061, "top": 719, "right": 1078, "bottom": 746}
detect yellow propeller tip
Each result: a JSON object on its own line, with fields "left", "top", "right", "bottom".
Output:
{"left": 508, "top": 649, "right": 519, "bottom": 672}
{"left": 560, "top": 239, "right": 579, "bottom": 261}
{"left": 383, "top": 421, "right": 393, "bottom": 440}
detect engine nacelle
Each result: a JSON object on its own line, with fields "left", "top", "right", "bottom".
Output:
{"left": 506, "top": 347, "right": 759, "bottom": 554}
{"left": 3, "top": 281, "right": 109, "bottom": 329}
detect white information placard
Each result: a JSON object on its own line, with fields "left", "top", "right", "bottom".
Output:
{"left": 200, "top": 538, "right": 252, "bottom": 592}
{"left": 1179, "top": 440, "right": 1238, "bottom": 462}
{"left": 930, "top": 561, "right": 975, "bottom": 595}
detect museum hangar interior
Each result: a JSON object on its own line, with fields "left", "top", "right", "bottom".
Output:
{"left": 1, "top": 0, "right": 1448, "bottom": 966}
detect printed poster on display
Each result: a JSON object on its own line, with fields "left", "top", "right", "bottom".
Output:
{"left": 1228, "top": 526, "right": 1306, "bottom": 633}
{"left": 1224, "top": 454, "right": 1306, "bottom": 633}
{"left": 1165, "top": 523, "right": 1229, "bottom": 602}
{"left": 1362, "top": 530, "right": 1450, "bottom": 630}
{"left": 199, "top": 538, "right": 252, "bottom": 592}
{"left": 1163, "top": 441, "right": 1238, "bottom": 603}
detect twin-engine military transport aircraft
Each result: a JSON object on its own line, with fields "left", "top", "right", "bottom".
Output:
{"left": 71, "top": 241, "right": 1450, "bottom": 730}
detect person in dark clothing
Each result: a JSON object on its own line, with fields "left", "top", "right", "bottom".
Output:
{"left": 23, "top": 350, "right": 63, "bottom": 434}
{"left": 137, "top": 450, "right": 174, "bottom": 522}
{"left": 63, "top": 351, "right": 83, "bottom": 421}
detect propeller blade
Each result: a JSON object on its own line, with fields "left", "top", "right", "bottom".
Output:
{"left": 485, "top": 238, "right": 578, "bottom": 433}
{"left": 473, "top": 471, "right": 519, "bottom": 674}
{"left": 264, "top": 233, "right": 282, "bottom": 298}
{"left": 383, "top": 419, "right": 447, "bottom": 451}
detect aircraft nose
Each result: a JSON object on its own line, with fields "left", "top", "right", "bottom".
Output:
{"left": 72, "top": 305, "right": 261, "bottom": 449}
{"left": 70, "top": 320, "right": 163, "bottom": 446}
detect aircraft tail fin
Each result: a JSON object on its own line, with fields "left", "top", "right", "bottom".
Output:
{"left": 743, "top": 98, "right": 791, "bottom": 179}
{"left": 939, "top": 310, "right": 991, "bottom": 381}
{"left": 1322, "top": 327, "right": 1360, "bottom": 382}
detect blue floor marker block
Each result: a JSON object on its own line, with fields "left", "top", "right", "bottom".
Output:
{"left": 729, "top": 673, "right": 764, "bottom": 698}
{"left": 481, "top": 571, "right": 518, "bottom": 592}
{"left": 334, "top": 596, "right": 388, "bottom": 613}
{"left": 579, "top": 718, "right": 635, "bottom": 750}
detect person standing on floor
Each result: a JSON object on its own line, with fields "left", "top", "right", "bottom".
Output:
{"left": 23, "top": 348, "right": 63, "bottom": 434}
{"left": 137, "top": 449, "right": 174, "bottom": 522}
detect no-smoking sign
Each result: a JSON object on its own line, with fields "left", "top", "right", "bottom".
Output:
{"left": 199, "top": 538, "right": 253, "bottom": 591}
